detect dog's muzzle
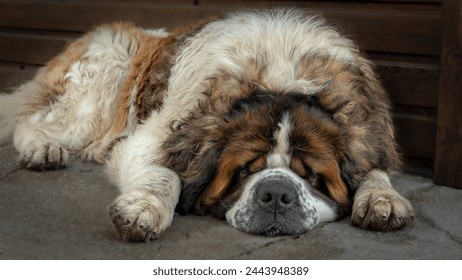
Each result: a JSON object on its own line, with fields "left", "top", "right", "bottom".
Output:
{"left": 226, "top": 168, "right": 324, "bottom": 236}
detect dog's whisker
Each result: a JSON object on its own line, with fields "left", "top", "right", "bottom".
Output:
{"left": 219, "top": 197, "right": 231, "bottom": 210}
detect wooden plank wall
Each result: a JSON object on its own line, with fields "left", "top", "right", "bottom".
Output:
{"left": 0, "top": 0, "right": 441, "bottom": 172}
{"left": 434, "top": 0, "right": 462, "bottom": 188}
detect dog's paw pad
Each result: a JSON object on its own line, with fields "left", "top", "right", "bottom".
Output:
{"left": 352, "top": 188, "right": 414, "bottom": 231}
{"left": 109, "top": 194, "right": 173, "bottom": 242}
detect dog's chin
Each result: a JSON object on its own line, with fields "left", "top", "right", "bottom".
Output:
{"left": 230, "top": 213, "right": 315, "bottom": 236}
{"left": 264, "top": 225, "right": 282, "bottom": 236}
{"left": 209, "top": 210, "right": 314, "bottom": 237}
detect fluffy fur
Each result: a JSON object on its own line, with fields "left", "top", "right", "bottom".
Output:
{"left": 0, "top": 9, "right": 413, "bottom": 241}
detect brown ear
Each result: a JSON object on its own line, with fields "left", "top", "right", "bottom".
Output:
{"left": 315, "top": 159, "right": 351, "bottom": 206}
{"left": 198, "top": 156, "right": 239, "bottom": 209}
{"left": 324, "top": 167, "right": 350, "bottom": 205}
{"left": 175, "top": 143, "right": 221, "bottom": 214}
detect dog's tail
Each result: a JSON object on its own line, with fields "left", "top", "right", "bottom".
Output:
{"left": 0, "top": 85, "right": 30, "bottom": 146}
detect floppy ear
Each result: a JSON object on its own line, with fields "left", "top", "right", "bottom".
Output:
{"left": 323, "top": 163, "right": 351, "bottom": 206}
{"left": 160, "top": 107, "right": 224, "bottom": 214}
{"left": 173, "top": 143, "right": 220, "bottom": 215}
{"left": 340, "top": 154, "right": 368, "bottom": 194}
{"left": 198, "top": 155, "right": 240, "bottom": 208}
{"left": 313, "top": 159, "right": 351, "bottom": 206}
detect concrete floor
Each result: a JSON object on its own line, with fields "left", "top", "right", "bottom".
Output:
{"left": 1, "top": 145, "right": 461, "bottom": 260}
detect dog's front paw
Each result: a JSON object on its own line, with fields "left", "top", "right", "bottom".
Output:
{"left": 19, "top": 141, "right": 68, "bottom": 171}
{"left": 352, "top": 187, "right": 414, "bottom": 231}
{"left": 109, "top": 192, "right": 174, "bottom": 242}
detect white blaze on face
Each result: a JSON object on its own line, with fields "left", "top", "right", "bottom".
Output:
{"left": 267, "top": 112, "right": 292, "bottom": 168}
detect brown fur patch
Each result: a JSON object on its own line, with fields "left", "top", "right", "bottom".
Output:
{"left": 290, "top": 105, "right": 350, "bottom": 205}
{"left": 106, "top": 26, "right": 175, "bottom": 141}
{"left": 298, "top": 54, "right": 401, "bottom": 187}
{"left": 18, "top": 19, "right": 215, "bottom": 163}
{"left": 88, "top": 21, "right": 212, "bottom": 161}
{"left": 199, "top": 116, "right": 274, "bottom": 207}
{"left": 104, "top": 18, "right": 217, "bottom": 146}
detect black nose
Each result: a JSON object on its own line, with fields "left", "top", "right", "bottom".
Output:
{"left": 256, "top": 181, "right": 296, "bottom": 213}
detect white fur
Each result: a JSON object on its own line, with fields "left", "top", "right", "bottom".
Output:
{"left": 149, "top": 9, "right": 357, "bottom": 132}
{"left": 144, "top": 28, "right": 169, "bottom": 38}
{"left": 10, "top": 26, "right": 139, "bottom": 164}
{"left": 267, "top": 113, "right": 292, "bottom": 168}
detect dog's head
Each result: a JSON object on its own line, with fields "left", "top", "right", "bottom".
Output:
{"left": 162, "top": 90, "right": 362, "bottom": 235}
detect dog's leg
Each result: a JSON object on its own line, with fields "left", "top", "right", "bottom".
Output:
{"left": 12, "top": 82, "right": 70, "bottom": 171}
{"left": 351, "top": 169, "right": 414, "bottom": 231}
{"left": 106, "top": 124, "right": 181, "bottom": 242}
{"left": 14, "top": 123, "right": 69, "bottom": 171}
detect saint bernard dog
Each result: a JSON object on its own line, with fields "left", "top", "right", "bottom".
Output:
{"left": 0, "top": 9, "right": 414, "bottom": 241}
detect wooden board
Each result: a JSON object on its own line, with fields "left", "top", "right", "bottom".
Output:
{"left": 0, "top": 1, "right": 441, "bottom": 55}
{"left": 434, "top": 0, "right": 462, "bottom": 188}
{"left": 394, "top": 111, "right": 436, "bottom": 160}
{"left": 0, "top": 63, "right": 37, "bottom": 91}
{"left": 0, "top": 31, "right": 74, "bottom": 65}
{"left": 375, "top": 59, "right": 439, "bottom": 109}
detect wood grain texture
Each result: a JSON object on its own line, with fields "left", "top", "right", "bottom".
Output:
{"left": 0, "top": 31, "right": 74, "bottom": 65}
{"left": 375, "top": 60, "right": 439, "bottom": 108}
{"left": 0, "top": 1, "right": 441, "bottom": 55}
{"left": 0, "top": 63, "right": 37, "bottom": 92}
{"left": 394, "top": 111, "right": 436, "bottom": 160}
